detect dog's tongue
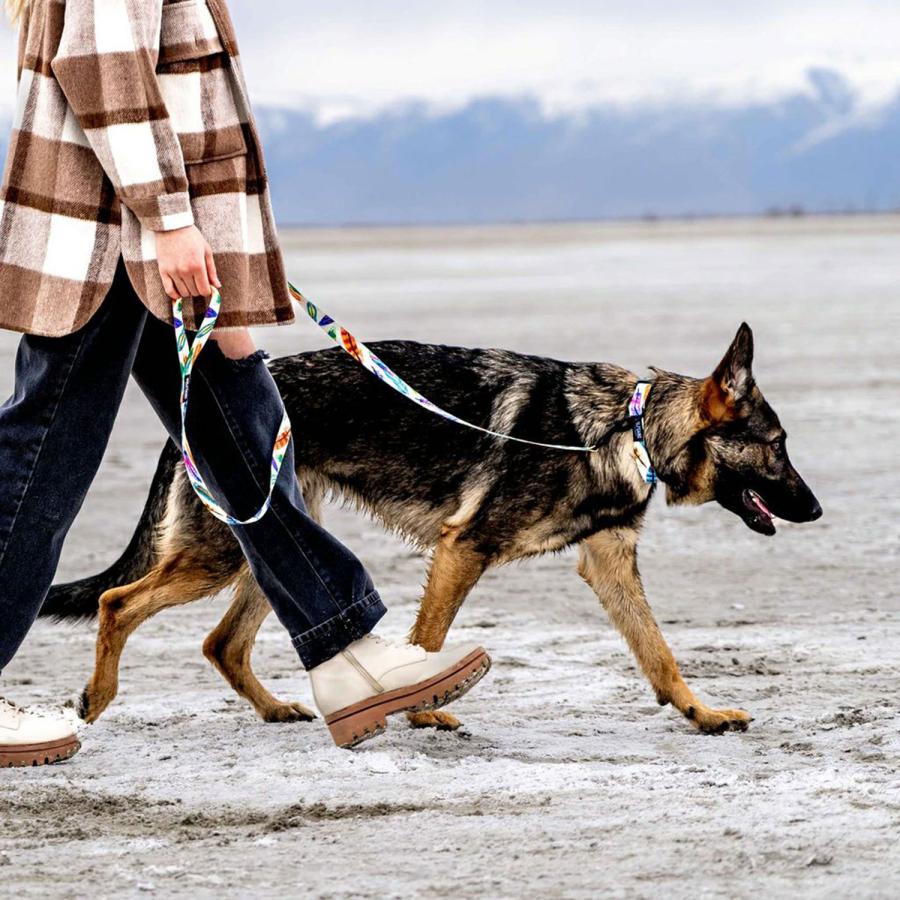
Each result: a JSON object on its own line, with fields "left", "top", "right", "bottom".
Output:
{"left": 743, "top": 489, "right": 776, "bottom": 530}
{"left": 751, "top": 492, "right": 773, "bottom": 519}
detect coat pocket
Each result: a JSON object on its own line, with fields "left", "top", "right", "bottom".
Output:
{"left": 157, "top": 0, "right": 247, "bottom": 164}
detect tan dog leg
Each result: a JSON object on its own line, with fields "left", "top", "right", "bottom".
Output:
{"left": 578, "top": 529, "right": 751, "bottom": 734}
{"left": 80, "top": 553, "right": 236, "bottom": 723}
{"left": 407, "top": 533, "right": 487, "bottom": 730}
{"left": 203, "top": 567, "right": 316, "bottom": 723}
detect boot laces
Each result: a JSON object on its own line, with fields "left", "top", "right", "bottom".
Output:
{"left": 367, "top": 634, "right": 409, "bottom": 651}
{"left": 0, "top": 696, "right": 23, "bottom": 720}
{"left": 0, "top": 696, "right": 61, "bottom": 721}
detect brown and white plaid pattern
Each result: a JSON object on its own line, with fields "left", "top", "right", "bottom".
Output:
{"left": 0, "top": 0, "right": 294, "bottom": 336}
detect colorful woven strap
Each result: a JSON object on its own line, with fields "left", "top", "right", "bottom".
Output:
{"left": 173, "top": 285, "right": 656, "bottom": 523}
{"left": 287, "top": 282, "right": 598, "bottom": 454}
{"left": 173, "top": 292, "right": 292, "bottom": 525}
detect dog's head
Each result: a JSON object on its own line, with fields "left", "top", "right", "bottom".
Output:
{"left": 661, "top": 323, "right": 822, "bottom": 536}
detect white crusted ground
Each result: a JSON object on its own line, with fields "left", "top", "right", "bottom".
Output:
{"left": 2, "top": 217, "right": 898, "bottom": 898}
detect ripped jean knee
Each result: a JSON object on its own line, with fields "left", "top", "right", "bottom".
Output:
{"left": 202, "top": 337, "right": 271, "bottom": 372}
{"left": 215, "top": 347, "right": 270, "bottom": 371}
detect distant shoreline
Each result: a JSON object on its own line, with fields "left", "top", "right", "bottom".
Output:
{"left": 277, "top": 208, "right": 900, "bottom": 231}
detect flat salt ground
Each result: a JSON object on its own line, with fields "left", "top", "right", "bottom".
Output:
{"left": 2, "top": 216, "right": 899, "bottom": 899}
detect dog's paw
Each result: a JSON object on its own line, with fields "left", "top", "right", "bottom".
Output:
{"left": 261, "top": 701, "right": 317, "bottom": 723}
{"left": 77, "top": 683, "right": 112, "bottom": 724}
{"left": 75, "top": 687, "right": 91, "bottom": 721}
{"left": 407, "top": 710, "right": 461, "bottom": 731}
{"left": 687, "top": 704, "right": 752, "bottom": 734}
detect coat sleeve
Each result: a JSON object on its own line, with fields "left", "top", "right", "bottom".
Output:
{"left": 50, "top": 0, "right": 194, "bottom": 232}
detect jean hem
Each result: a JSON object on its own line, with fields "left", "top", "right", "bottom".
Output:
{"left": 291, "top": 589, "right": 387, "bottom": 669}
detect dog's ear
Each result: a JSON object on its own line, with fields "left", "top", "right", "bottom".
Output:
{"left": 702, "top": 323, "right": 754, "bottom": 422}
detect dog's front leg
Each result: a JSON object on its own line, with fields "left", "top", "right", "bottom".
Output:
{"left": 407, "top": 531, "right": 488, "bottom": 731}
{"left": 577, "top": 529, "right": 751, "bottom": 734}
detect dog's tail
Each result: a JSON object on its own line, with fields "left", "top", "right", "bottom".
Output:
{"left": 39, "top": 442, "right": 180, "bottom": 622}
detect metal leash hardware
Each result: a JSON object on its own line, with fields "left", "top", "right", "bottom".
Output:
{"left": 287, "top": 282, "right": 600, "bottom": 454}
{"left": 173, "top": 291, "right": 292, "bottom": 524}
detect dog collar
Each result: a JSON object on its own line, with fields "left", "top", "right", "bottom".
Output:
{"left": 628, "top": 382, "right": 657, "bottom": 484}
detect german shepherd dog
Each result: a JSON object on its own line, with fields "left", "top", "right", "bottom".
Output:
{"left": 41, "top": 323, "right": 821, "bottom": 734}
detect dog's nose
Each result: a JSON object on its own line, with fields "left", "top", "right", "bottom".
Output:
{"left": 808, "top": 500, "right": 823, "bottom": 521}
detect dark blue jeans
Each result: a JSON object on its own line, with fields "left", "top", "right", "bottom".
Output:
{"left": 0, "top": 259, "right": 385, "bottom": 672}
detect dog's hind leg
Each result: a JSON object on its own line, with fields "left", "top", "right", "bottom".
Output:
{"left": 79, "top": 553, "right": 236, "bottom": 723}
{"left": 407, "top": 531, "right": 488, "bottom": 730}
{"left": 203, "top": 567, "right": 316, "bottom": 723}
{"left": 578, "top": 529, "right": 751, "bottom": 734}
{"left": 297, "top": 473, "right": 326, "bottom": 526}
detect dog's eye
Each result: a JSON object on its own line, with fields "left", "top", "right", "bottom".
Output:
{"left": 769, "top": 438, "right": 783, "bottom": 453}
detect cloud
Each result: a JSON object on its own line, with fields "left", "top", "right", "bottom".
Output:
{"left": 229, "top": 0, "right": 900, "bottom": 121}
{"left": 0, "top": 2, "right": 898, "bottom": 121}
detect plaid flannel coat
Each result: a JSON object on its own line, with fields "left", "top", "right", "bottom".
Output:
{"left": 0, "top": 0, "right": 295, "bottom": 336}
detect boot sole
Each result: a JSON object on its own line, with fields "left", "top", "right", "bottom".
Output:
{"left": 0, "top": 735, "right": 81, "bottom": 768}
{"left": 325, "top": 648, "right": 491, "bottom": 749}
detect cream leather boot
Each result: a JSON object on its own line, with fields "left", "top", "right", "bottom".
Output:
{"left": 310, "top": 634, "right": 491, "bottom": 748}
{"left": 0, "top": 697, "right": 80, "bottom": 767}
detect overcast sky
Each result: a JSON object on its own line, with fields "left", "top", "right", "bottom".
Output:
{"left": 0, "top": 1, "right": 898, "bottom": 120}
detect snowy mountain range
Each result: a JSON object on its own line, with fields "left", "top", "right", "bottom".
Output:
{"left": 255, "top": 68, "right": 900, "bottom": 226}
{"left": 1, "top": 67, "right": 894, "bottom": 226}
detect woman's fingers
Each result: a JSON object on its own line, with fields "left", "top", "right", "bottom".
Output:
{"left": 154, "top": 228, "right": 220, "bottom": 300}
{"left": 192, "top": 265, "right": 212, "bottom": 300}
{"left": 166, "top": 268, "right": 214, "bottom": 300}
{"left": 172, "top": 274, "right": 193, "bottom": 300}
{"left": 205, "top": 246, "right": 221, "bottom": 290}
{"left": 162, "top": 273, "right": 179, "bottom": 301}
{"left": 155, "top": 226, "right": 220, "bottom": 300}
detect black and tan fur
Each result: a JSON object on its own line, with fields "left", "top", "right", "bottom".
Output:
{"left": 41, "top": 323, "right": 821, "bottom": 734}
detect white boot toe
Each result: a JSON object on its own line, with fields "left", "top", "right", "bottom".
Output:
{"left": 310, "top": 635, "right": 490, "bottom": 748}
{"left": 0, "top": 698, "right": 81, "bottom": 767}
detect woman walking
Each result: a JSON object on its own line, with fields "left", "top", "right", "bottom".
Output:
{"left": 0, "top": 0, "right": 489, "bottom": 766}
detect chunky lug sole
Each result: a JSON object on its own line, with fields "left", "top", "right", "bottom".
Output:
{"left": 326, "top": 648, "right": 491, "bottom": 749}
{"left": 0, "top": 735, "right": 81, "bottom": 768}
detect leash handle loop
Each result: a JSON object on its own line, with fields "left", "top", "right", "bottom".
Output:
{"left": 173, "top": 292, "right": 292, "bottom": 525}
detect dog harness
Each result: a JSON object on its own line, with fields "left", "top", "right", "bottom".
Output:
{"left": 174, "top": 288, "right": 656, "bottom": 524}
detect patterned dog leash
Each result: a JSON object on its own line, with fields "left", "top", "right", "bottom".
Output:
{"left": 173, "top": 287, "right": 656, "bottom": 525}
{"left": 174, "top": 292, "right": 292, "bottom": 525}
{"left": 286, "top": 282, "right": 657, "bottom": 484}
{"left": 287, "top": 282, "right": 596, "bottom": 452}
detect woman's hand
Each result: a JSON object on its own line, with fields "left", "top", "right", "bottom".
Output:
{"left": 155, "top": 226, "right": 221, "bottom": 300}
